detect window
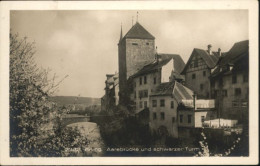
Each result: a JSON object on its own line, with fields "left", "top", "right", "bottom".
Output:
{"left": 134, "top": 82, "right": 136, "bottom": 88}
{"left": 201, "top": 116, "right": 205, "bottom": 123}
{"left": 132, "top": 43, "right": 138, "bottom": 45}
{"left": 222, "top": 90, "right": 228, "bottom": 97}
{"left": 153, "top": 112, "right": 157, "bottom": 120}
{"left": 232, "top": 101, "right": 239, "bottom": 107}
{"left": 160, "top": 99, "right": 165, "bottom": 107}
{"left": 160, "top": 112, "right": 165, "bottom": 120}
{"left": 138, "top": 91, "right": 143, "bottom": 98}
{"left": 235, "top": 88, "right": 241, "bottom": 96}
{"left": 232, "top": 74, "right": 237, "bottom": 84}
{"left": 192, "top": 73, "right": 196, "bottom": 79}
{"left": 172, "top": 117, "right": 176, "bottom": 123}
{"left": 203, "top": 71, "right": 206, "bottom": 77}
{"left": 139, "top": 101, "right": 143, "bottom": 108}
{"left": 190, "top": 64, "right": 193, "bottom": 68}
{"left": 243, "top": 74, "right": 248, "bottom": 83}
{"left": 194, "top": 60, "right": 198, "bottom": 67}
{"left": 144, "top": 76, "right": 147, "bottom": 84}
{"left": 144, "top": 101, "right": 148, "bottom": 108}
{"left": 180, "top": 115, "right": 183, "bottom": 123}
{"left": 188, "top": 115, "right": 192, "bottom": 123}
{"left": 171, "top": 101, "right": 174, "bottom": 109}
{"left": 143, "top": 90, "right": 148, "bottom": 98}
{"left": 139, "top": 77, "right": 142, "bottom": 85}
{"left": 146, "top": 42, "right": 149, "bottom": 45}
{"left": 200, "top": 84, "right": 204, "bottom": 90}
{"left": 241, "top": 101, "right": 248, "bottom": 107}
{"left": 211, "top": 81, "right": 215, "bottom": 88}
{"left": 134, "top": 91, "right": 136, "bottom": 99}
{"left": 154, "top": 77, "right": 156, "bottom": 84}
{"left": 152, "top": 100, "right": 157, "bottom": 107}
{"left": 219, "top": 78, "right": 223, "bottom": 87}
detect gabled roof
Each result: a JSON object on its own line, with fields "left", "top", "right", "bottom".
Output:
{"left": 210, "top": 40, "right": 249, "bottom": 78}
{"left": 130, "top": 54, "right": 185, "bottom": 79}
{"left": 173, "top": 81, "right": 193, "bottom": 103}
{"left": 218, "top": 40, "right": 249, "bottom": 66}
{"left": 150, "top": 82, "right": 175, "bottom": 96}
{"left": 181, "top": 48, "right": 220, "bottom": 74}
{"left": 158, "top": 53, "right": 185, "bottom": 73}
{"left": 121, "top": 22, "right": 155, "bottom": 41}
{"left": 150, "top": 81, "right": 193, "bottom": 101}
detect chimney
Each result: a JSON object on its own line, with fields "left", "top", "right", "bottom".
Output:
{"left": 218, "top": 48, "right": 222, "bottom": 56}
{"left": 207, "top": 44, "right": 212, "bottom": 55}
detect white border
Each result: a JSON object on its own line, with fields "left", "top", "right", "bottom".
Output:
{"left": 0, "top": 1, "right": 259, "bottom": 165}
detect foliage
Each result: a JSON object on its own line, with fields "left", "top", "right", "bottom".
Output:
{"left": 9, "top": 32, "right": 88, "bottom": 157}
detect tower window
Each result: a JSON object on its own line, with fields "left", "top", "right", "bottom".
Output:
{"left": 132, "top": 43, "right": 138, "bottom": 45}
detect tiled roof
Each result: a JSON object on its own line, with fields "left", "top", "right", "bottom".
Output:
{"left": 173, "top": 81, "right": 193, "bottom": 103}
{"left": 151, "top": 82, "right": 175, "bottom": 96}
{"left": 181, "top": 48, "right": 220, "bottom": 74}
{"left": 158, "top": 53, "right": 185, "bottom": 74}
{"left": 219, "top": 40, "right": 249, "bottom": 66}
{"left": 150, "top": 81, "right": 193, "bottom": 101}
{"left": 194, "top": 49, "right": 220, "bottom": 68}
{"left": 210, "top": 40, "right": 249, "bottom": 78}
{"left": 121, "top": 22, "right": 155, "bottom": 41}
{"left": 130, "top": 54, "right": 185, "bottom": 79}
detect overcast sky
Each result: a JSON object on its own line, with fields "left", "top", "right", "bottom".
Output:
{"left": 10, "top": 10, "right": 248, "bottom": 98}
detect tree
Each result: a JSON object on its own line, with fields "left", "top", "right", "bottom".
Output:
{"left": 9, "top": 32, "right": 88, "bottom": 156}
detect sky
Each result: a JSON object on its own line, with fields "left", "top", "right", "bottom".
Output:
{"left": 10, "top": 10, "right": 248, "bottom": 98}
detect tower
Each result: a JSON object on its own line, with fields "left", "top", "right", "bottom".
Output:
{"left": 118, "top": 22, "right": 155, "bottom": 104}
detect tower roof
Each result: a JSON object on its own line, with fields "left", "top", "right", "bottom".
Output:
{"left": 122, "top": 22, "right": 155, "bottom": 40}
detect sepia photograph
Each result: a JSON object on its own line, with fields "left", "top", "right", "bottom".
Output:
{"left": 0, "top": 1, "right": 259, "bottom": 165}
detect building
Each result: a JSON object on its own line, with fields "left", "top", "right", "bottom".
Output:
{"left": 210, "top": 40, "right": 249, "bottom": 123}
{"left": 181, "top": 45, "right": 221, "bottom": 98}
{"left": 149, "top": 81, "right": 195, "bottom": 138}
{"left": 178, "top": 98, "right": 216, "bottom": 128}
{"left": 101, "top": 73, "right": 119, "bottom": 111}
{"left": 129, "top": 54, "right": 185, "bottom": 113}
{"left": 118, "top": 22, "right": 156, "bottom": 103}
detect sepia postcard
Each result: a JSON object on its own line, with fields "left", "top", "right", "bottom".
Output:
{"left": 0, "top": 0, "right": 259, "bottom": 165}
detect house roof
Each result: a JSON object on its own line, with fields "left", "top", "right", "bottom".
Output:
{"left": 218, "top": 40, "right": 249, "bottom": 66}
{"left": 210, "top": 40, "right": 249, "bottom": 78}
{"left": 130, "top": 54, "right": 185, "bottom": 79}
{"left": 181, "top": 48, "right": 220, "bottom": 74}
{"left": 150, "top": 81, "right": 193, "bottom": 102}
{"left": 173, "top": 81, "right": 193, "bottom": 103}
{"left": 120, "top": 22, "right": 155, "bottom": 41}
{"left": 158, "top": 53, "right": 185, "bottom": 73}
{"left": 150, "top": 82, "right": 175, "bottom": 96}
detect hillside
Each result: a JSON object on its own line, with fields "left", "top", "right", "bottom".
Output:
{"left": 49, "top": 96, "right": 100, "bottom": 108}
